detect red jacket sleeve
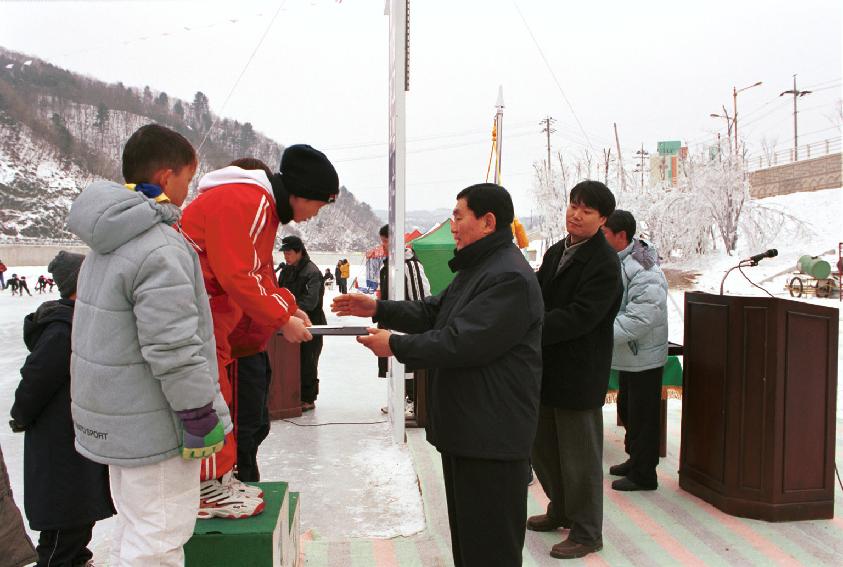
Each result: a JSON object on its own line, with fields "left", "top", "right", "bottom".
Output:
{"left": 203, "top": 188, "right": 297, "bottom": 328}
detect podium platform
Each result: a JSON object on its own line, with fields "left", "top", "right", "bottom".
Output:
{"left": 185, "top": 482, "right": 300, "bottom": 566}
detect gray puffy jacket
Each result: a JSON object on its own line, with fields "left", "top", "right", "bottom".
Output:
{"left": 611, "top": 239, "right": 669, "bottom": 372}
{"left": 67, "top": 181, "right": 232, "bottom": 467}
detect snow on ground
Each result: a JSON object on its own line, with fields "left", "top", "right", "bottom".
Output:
{"left": 0, "top": 188, "right": 840, "bottom": 558}
{"left": 0, "top": 265, "right": 424, "bottom": 559}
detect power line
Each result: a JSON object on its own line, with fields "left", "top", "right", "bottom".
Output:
{"left": 323, "top": 121, "right": 537, "bottom": 152}
{"left": 331, "top": 130, "right": 538, "bottom": 163}
{"left": 511, "top": 0, "right": 595, "bottom": 151}
{"left": 197, "top": 0, "right": 286, "bottom": 153}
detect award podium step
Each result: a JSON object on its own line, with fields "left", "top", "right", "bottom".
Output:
{"left": 185, "top": 482, "right": 300, "bottom": 566}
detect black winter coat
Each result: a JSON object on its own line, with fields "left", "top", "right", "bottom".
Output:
{"left": 378, "top": 230, "right": 544, "bottom": 460}
{"left": 10, "top": 299, "right": 115, "bottom": 530}
{"left": 278, "top": 253, "right": 327, "bottom": 325}
{"left": 537, "top": 230, "right": 623, "bottom": 410}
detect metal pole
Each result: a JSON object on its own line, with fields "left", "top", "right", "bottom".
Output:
{"left": 792, "top": 75, "right": 798, "bottom": 160}
{"left": 494, "top": 86, "right": 504, "bottom": 185}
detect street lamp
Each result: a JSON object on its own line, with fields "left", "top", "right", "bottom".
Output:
{"left": 733, "top": 81, "right": 762, "bottom": 155}
{"left": 779, "top": 74, "right": 812, "bottom": 161}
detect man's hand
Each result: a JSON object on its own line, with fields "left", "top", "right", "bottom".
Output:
{"left": 293, "top": 308, "right": 312, "bottom": 327}
{"left": 281, "top": 316, "right": 313, "bottom": 343}
{"left": 357, "top": 327, "right": 393, "bottom": 357}
{"left": 332, "top": 293, "right": 377, "bottom": 318}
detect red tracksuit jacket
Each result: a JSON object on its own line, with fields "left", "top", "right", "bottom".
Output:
{"left": 180, "top": 167, "right": 298, "bottom": 367}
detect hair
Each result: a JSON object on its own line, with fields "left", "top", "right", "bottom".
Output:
{"left": 455, "top": 183, "right": 514, "bottom": 231}
{"left": 122, "top": 124, "right": 197, "bottom": 184}
{"left": 379, "top": 224, "right": 389, "bottom": 239}
{"left": 605, "top": 209, "right": 636, "bottom": 244}
{"left": 229, "top": 157, "right": 273, "bottom": 178}
{"left": 569, "top": 180, "right": 616, "bottom": 218}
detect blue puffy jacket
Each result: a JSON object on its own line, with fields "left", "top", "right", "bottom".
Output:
{"left": 611, "top": 239, "right": 669, "bottom": 372}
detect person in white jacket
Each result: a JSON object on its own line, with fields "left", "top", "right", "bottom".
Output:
{"left": 601, "top": 210, "right": 668, "bottom": 492}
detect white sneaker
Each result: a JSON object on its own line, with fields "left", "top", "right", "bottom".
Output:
{"left": 220, "top": 470, "right": 263, "bottom": 498}
{"left": 198, "top": 477, "right": 265, "bottom": 520}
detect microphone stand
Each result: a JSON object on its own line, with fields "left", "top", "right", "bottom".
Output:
{"left": 720, "top": 260, "right": 754, "bottom": 295}
{"left": 720, "top": 259, "right": 774, "bottom": 297}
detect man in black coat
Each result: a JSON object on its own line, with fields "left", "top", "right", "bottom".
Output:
{"left": 10, "top": 251, "right": 115, "bottom": 567}
{"left": 333, "top": 184, "right": 543, "bottom": 567}
{"left": 528, "top": 180, "right": 622, "bottom": 560}
{"left": 278, "top": 236, "right": 326, "bottom": 411}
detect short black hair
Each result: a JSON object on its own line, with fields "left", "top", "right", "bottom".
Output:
{"left": 455, "top": 183, "right": 514, "bottom": 231}
{"left": 605, "top": 209, "right": 636, "bottom": 244}
{"left": 122, "top": 124, "right": 197, "bottom": 184}
{"left": 569, "top": 180, "right": 616, "bottom": 218}
{"left": 379, "top": 224, "right": 389, "bottom": 239}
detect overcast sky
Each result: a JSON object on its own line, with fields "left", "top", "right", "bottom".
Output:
{"left": 1, "top": 0, "right": 840, "bottom": 215}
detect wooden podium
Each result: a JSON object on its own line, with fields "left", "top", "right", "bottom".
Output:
{"left": 680, "top": 292, "right": 838, "bottom": 521}
{"left": 266, "top": 334, "right": 302, "bottom": 419}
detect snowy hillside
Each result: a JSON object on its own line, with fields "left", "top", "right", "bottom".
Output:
{"left": 0, "top": 47, "right": 382, "bottom": 251}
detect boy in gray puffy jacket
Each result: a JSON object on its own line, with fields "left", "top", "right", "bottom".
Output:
{"left": 602, "top": 210, "right": 668, "bottom": 492}
{"left": 67, "top": 124, "right": 232, "bottom": 566}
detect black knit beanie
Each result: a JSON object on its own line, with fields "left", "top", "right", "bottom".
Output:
{"left": 277, "top": 145, "right": 339, "bottom": 202}
{"left": 48, "top": 251, "right": 85, "bottom": 299}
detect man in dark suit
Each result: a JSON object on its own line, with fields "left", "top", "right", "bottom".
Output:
{"left": 333, "top": 184, "right": 543, "bottom": 567}
{"left": 529, "top": 180, "right": 622, "bottom": 560}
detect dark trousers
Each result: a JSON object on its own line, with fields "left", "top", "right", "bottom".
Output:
{"left": 300, "top": 335, "right": 323, "bottom": 404}
{"left": 338, "top": 278, "right": 348, "bottom": 293}
{"left": 36, "top": 523, "right": 94, "bottom": 567}
{"left": 236, "top": 352, "right": 271, "bottom": 482}
{"left": 617, "top": 366, "right": 663, "bottom": 486}
{"left": 531, "top": 405, "right": 603, "bottom": 546}
{"left": 440, "top": 453, "right": 529, "bottom": 567}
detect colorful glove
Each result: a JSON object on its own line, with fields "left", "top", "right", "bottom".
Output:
{"left": 176, "top": 403, "right": 225, "bottom": 460}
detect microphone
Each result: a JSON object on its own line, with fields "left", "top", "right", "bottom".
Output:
{"left": 746, "top": 249, "right": 778, "bottom": 265}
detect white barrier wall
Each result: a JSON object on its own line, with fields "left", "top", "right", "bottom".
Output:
{"left": 0, "top": 244, "right": 91, "bottom": 267}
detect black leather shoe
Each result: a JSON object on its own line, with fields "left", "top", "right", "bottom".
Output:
{"left": 550, "top": 537, "right": 603, "bottom": 559}
{"left": 609, "top": 460, "right": 632, "bottom": 476}
{"left": 526, "top": 513, "right": 570, "bottom": 532}
{"left": 611, "top": 477, "right": 657, "bottom": 491}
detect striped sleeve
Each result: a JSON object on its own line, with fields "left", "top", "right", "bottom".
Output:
{"left": 204, "top": 189, "right": 297, "bottom": 327}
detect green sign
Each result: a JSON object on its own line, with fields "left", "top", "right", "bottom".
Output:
{"left": 657, "top": 140, "right": 682, "bottom": 155}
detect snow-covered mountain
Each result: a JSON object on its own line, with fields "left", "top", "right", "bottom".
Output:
{"left": 0, "top": 47, "right": 380, "bottom": 251}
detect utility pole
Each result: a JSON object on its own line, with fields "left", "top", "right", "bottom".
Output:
{"left": 539, "top": 116, "right": 556, "bottom": 176}
{"left": 613, "top": 123, "right": 626, "bottom": 192}
{"left": 779, "top": 74, "right": 812, "bottom": 161}
{"left": 634, "top": 143, "right": 649, "bottom": 189}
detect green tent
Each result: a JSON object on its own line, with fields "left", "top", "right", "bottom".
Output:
{"left": 411, "top": 219, "right": 456, "bottom": 295}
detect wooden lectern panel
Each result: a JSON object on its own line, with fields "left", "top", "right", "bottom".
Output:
{"left": 782, "top": 311, "right": 833, "bottom": 494}
{"left": 680, "top": 292, "right": 838, "bottom": 521}
{"left": 266, "top": 334, "right": 302, "bottom": 420}
{"left": 737, "top": 306, "right": 769, "bottom": 493}
{"left": 683, "top": 300, "right": 729, "bottom": 486}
